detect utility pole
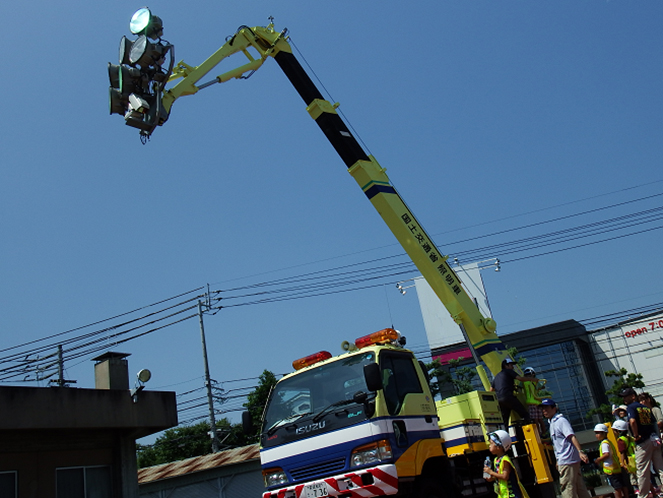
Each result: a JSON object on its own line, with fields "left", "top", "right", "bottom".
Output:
{"left": 50, "top": 345, "right": 75, "bottom": 387}
{"left": 57, "top": 345, "right": 64, "bottom": 386}
{"left": 198, "top": 300, "right": 220, "bottom": 452}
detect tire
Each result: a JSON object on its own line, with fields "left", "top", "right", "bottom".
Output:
{"left": 414, "top": 477, "right": 446, "bottom": 498}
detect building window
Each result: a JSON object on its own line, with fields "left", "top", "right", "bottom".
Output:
{"left": 56, "top": 466, "right": 111, "bottom": 498}
{"left": 515, "top": 341, "right": 594, "bottom": 430}
{"left": 0, "top": 471, "right": 17, "bottom": 498}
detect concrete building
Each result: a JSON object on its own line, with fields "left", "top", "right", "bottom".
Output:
{"left": 138, "top": 444, "right": 262, "bottom": 498}
{"left": 0, "top": 352, "right": 177, "bottom": 498}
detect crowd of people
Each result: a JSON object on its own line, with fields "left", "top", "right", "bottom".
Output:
{"left": 483, "top": 359, "right": 663, "bottom": 498}
{"left": 616, "top": 388, "right": 663, "bottom": 498}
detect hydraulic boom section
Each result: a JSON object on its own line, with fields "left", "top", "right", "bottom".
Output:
{"left": 116, "top": 18, "right": 514, "bottom": 380}
{"left": 162, "top": 24, "right": 291, "bottom": 114}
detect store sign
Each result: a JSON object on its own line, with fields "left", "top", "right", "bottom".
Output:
{"left": 624, "top": 318, "right": 663, "bottom": 338}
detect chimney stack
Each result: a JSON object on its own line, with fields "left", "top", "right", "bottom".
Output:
{"left": 92, "top": 352, "right": 130, "bottom": 390}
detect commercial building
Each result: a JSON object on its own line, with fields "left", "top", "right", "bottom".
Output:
{"left": 591, "top": 309, "right": 663, "bottom": 400}
{"left": 432, "top": 319, "right": 605, "bottom": 430}
{"left": 414, "top": 269, "right": 663, "bottom": 429}
{"left": 431, "top": 310, "right": 663, "bottom": 431}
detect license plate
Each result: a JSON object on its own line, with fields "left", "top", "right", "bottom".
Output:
{"left": 304, "top": 482, "right": 329, "bottom": 498}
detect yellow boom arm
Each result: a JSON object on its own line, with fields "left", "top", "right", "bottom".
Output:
{"left": 158, "top": 23, "right": 514, "bottom": 382}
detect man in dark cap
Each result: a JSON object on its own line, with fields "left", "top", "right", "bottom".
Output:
{"left": 620, "top": 387, "right": 663, "bottom": 498}
{"left": 490, "top": 358, "right": 537, "bottom": 426}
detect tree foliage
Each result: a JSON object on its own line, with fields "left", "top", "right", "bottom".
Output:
{"left": 426, "top": 347, "right": 530, "bottom": 399}
{"left": 426, "top": 357, "right": 477, "bottom": 397}
{"left": 137, "top": 419, "right": 237, "bottom": 468}
{"left": 137, "top": 369, "right": 278, "bottom": 468}
{"left": 507, "top": 347, "right": 527, "bottom": 369}
{"left": 586, "top": 367, "right": 645, "bottom": 422}
{"left": 244, "top": 370, "right": 278, "bottom": 444}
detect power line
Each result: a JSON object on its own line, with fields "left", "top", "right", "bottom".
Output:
{"left": 0, "top": 286, "right": 205, "bottom": 356}
{"left": 1, "top": 187, "right": 660, "bottom": 383}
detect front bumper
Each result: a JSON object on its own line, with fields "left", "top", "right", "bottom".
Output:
{"left": 263, "top": 464, "right": 399, "bottom": 498}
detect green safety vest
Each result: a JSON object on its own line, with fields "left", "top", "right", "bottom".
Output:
{"left": 598, "top": 438, "right": 621, "bottom": 475}
{"left": 523, "top": 381, "right": 540, "bottom": 406}
{"left": 493, "top": 454, "right": 530, "bottom": 498}
{"left": 618, "top": 435, "right": 636, "bottom": 474}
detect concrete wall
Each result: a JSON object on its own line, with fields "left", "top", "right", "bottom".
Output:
{"left": 0, "top": 386, "right": 176, "bottom": 438}
{"left": 0, "top": 385, "right": 177, "bottom": 498}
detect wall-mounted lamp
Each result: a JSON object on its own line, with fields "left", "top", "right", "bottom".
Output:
{"left": 130, "top": 368, "right": 152, "bottom": 403}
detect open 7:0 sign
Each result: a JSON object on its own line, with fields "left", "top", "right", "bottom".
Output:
{"left": 624, "top": 319, "right": 663, "bottom": 339}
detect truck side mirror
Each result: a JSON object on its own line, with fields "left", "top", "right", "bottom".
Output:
{"left": 242, "top": 410, "right": 254, "bottom": 435}
{"left": 364, "top": 363, "right": 383, "bottom": 392}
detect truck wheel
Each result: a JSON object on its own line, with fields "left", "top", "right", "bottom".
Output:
{"left": 414, "top": 478, "right": 445, "bottom": 498}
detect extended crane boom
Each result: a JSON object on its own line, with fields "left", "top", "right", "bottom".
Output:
{"left": 109, "top": 14, "right": 556, "bottom": 497}
{"left": 159, "top": 23, "right": 510, "bottom": 381}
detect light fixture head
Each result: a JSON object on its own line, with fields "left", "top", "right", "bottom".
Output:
{"left": 137, "top": 368, "right": 152, "bottom": 383}
{"left": 130, "top": 8, "right": 151, "bottom": 34}
{"left": 130, "top": 8, "right": 163, "bottom": 40}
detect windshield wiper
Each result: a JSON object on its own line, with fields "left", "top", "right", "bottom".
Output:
{"left": 265, "top": 412, "right": 308, "bottom": 436}
{"left": 312, "top": 391, "right": 368, "bottom": 423}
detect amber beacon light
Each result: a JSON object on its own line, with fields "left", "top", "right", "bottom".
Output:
{"left": 354, "top": 328, "right": 400, "bottom": 349}
{"left": 292, "top": 351, "right": 332, "bottom": 371}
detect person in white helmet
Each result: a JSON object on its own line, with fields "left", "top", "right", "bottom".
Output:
{"left": 613, "top": 420, "right": 637, "bottom": 494}
{"left": 594, "top": 423, "right": 628, "bottom": 498}
{"left": 523, "top": 367, "right": 544, "bottom": 433}
{"left": 483, "top": 430, "right": 529, "bottom": 498}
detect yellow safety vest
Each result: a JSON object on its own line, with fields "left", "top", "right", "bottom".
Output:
{"left": 523, "top": 381, "right": 540, "bottom": 406}
{"left": 598, "top": 439, "right": 621, "bottom": 475}
{"left": 618, "top": 435, "right": 637, "bottom": 474}
{"left": 494, "top": 454, "right": 530, "bottom": 498}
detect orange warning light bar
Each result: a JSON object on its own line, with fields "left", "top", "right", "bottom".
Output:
{"left": 292, "top": 351, "right": 332, "bottom": 371}
{"left": 354, "top": 328, "right": 399, "bottom": 349}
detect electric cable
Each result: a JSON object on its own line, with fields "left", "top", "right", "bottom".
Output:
{"left": 1, "top": 187, "right": 660, "bottom": 384}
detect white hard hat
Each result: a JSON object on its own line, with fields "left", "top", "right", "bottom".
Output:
{"left": 613, "top": 404, "right": 628, "bottom": 414}
{"left": 488, "top": 430, "right": 512, "bottom": 451}
{"left": 594, "top": 423, "right": 609, "bottom": 433}
{"left": 612, "top": 420, "right": 629, "bottom": 432}
{"left": 523, "top": 367, "right": 536, "bottom": 376}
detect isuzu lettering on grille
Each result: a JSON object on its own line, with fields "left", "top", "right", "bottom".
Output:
{"left": 296, "top": 421, "right": 326, "bottom": 435}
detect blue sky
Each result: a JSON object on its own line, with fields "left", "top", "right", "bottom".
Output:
{"left": 0, "top": 1, "right": 662, "bottom": 432}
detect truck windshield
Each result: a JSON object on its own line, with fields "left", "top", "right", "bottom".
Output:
{"left": 263, "top": 351, "right": 375, "bottom": 432}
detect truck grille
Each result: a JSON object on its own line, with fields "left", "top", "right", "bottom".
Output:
{"left": 290, "top": 458, "right": 346, "bottom": 481}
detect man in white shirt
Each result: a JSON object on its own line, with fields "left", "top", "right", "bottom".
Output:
{"left": 541, "top": 398, "right": 590, "bottom": 498}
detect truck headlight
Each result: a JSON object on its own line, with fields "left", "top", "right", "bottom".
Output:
{"left": 263, "top": 467, "right": 288, "bottom": 487}
{"left": 350, "top": 439, "right": 393, "bottom": 468}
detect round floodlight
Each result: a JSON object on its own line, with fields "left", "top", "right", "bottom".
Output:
{"left": 119, "top": 36, "right": 133, "bottom": 65}
{"left": 137, "top": 369, "right": 152, "bottom": 383}
{"left": 130, "top": 8, "right": 152, "bottom": 35}
{"left": 109, "top": 87, "right": 126, "bottom": 115}
{"left": 129, "top": 35, "right": 148, "bottom": 65}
